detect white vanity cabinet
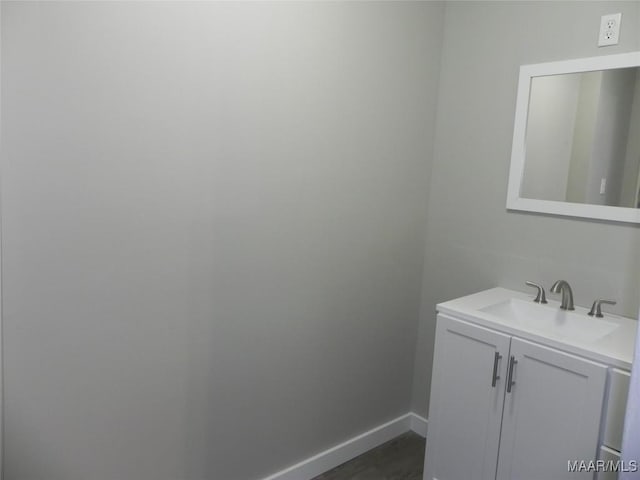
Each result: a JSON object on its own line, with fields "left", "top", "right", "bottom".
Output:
{"left": 496, "top": 336, "right": 606, "bottom": 480}
{"left": 597, "top": 369, "right": 631, "bottom": 480}
{"left": 424, "top": 315, "right": 511, "bottom": 480}
{"left": 424, "top": 314, "right": 612, "bottom": 480}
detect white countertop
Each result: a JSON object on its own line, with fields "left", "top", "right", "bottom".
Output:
{"left": 437, "top": 287, "right": 638, "bottom": 371}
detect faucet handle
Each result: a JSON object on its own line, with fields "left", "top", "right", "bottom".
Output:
{"left": 588, "top": 299, "right": 617, "bottom": 318}
{"left": 525, "top": 281, "right": 547, "bottom": 304}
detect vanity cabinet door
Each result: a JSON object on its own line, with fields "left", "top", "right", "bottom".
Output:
{"left": 496, "top": 337, "right": 607, "bottom": 480}
{"left": 424, "top": 314, "right": 511, "bottom": 480}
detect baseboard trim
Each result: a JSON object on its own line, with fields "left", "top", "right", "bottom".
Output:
{"left": 259, "top": 412, "right": 427, "bottom": 480}
{"left": 409, "top": 412, "right": 428, "bottom": 438}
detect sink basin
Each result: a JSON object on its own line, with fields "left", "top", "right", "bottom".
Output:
{"left": 480, "top": 298, "right": 619, "bottom": 344}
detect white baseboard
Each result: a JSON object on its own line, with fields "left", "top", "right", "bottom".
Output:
{"left": 409, "top": 412, "right": 428, "bottom": 438}
{"left": 259, "top": 412, "right": 427, "bottom": 480}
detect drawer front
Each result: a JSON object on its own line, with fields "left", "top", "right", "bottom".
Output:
{"left": 603, "top": 369, "right": 630, "bottom": 451}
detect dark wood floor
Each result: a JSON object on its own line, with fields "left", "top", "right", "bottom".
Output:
{"left": 311, "top": 432, "right": 426, "bottom": 480}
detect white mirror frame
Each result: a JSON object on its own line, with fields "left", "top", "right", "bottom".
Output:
{"left": 507, "top": 51, "right": 640, "bottom": 224}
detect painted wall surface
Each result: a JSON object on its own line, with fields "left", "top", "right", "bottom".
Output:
{"left": 621, "top": 1, "right": 640, "bottom": 466}
{"left": 412, "top": 1, "right": 640, "bottom": 418}
{"left": 0, "top": 2, "right": 443, "bottom": 479}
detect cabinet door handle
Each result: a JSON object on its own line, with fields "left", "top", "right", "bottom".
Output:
{"left": 506, "top": 355, "right": 518, "bottom": 393}
{"left": 491, "top": 351, "right": 502, "bottom": 387}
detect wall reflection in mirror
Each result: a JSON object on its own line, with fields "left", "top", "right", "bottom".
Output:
{"left": 521, "top": 67, "right": 640, "bottom": 208}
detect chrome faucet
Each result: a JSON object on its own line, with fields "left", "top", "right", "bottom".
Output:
{"left": 550, "top": 280, "right": 574, "bottom": 310}
{"left": 525, "top": 281, "right": 547, "bottom": 304}
{"left": 588, "top": 299, "right": 616, "bottom": 318}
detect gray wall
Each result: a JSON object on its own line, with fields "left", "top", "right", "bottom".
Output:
{"left": 412, "top": 1, "right": 640, "bottom": 417}
{"left": 0, "top": 2, "right": 443, "bottom": 479}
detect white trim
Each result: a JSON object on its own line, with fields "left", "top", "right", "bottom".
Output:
{"left": 506, "top": 50, "right": 640, "bottom": 224}
{"left": 621, "top": 306, "right": 640, "bottom": 479}
{"left": 0, "top": 1, "right": 4, "bottom": 476}
{"left": 409, "top": 412, "right": 428, "bottom": 438}
{"left": 258, "top": 412, "right": 427, "bottom": 480}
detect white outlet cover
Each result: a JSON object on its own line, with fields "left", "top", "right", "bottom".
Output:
{"left": 598, "top": 13, "right": 622, "bottom": 47}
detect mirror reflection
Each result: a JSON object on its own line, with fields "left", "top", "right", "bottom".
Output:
{"left": 521, "top": 67, "right": 640, "bottom": 208}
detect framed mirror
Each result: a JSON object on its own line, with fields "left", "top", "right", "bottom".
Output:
{"left": 507, "top": 51, "right": 640, "bottom": 223}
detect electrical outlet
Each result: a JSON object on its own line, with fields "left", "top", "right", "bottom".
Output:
{"left": 598, "top": 13, "right": 622, "bottom": 47}
{"left": 600, "top": 178, "right": 607, "bottom": 195}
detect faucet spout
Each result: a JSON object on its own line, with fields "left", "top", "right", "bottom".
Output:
{"left": 550, "top": 280, "right": 574, "bottom": 310}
